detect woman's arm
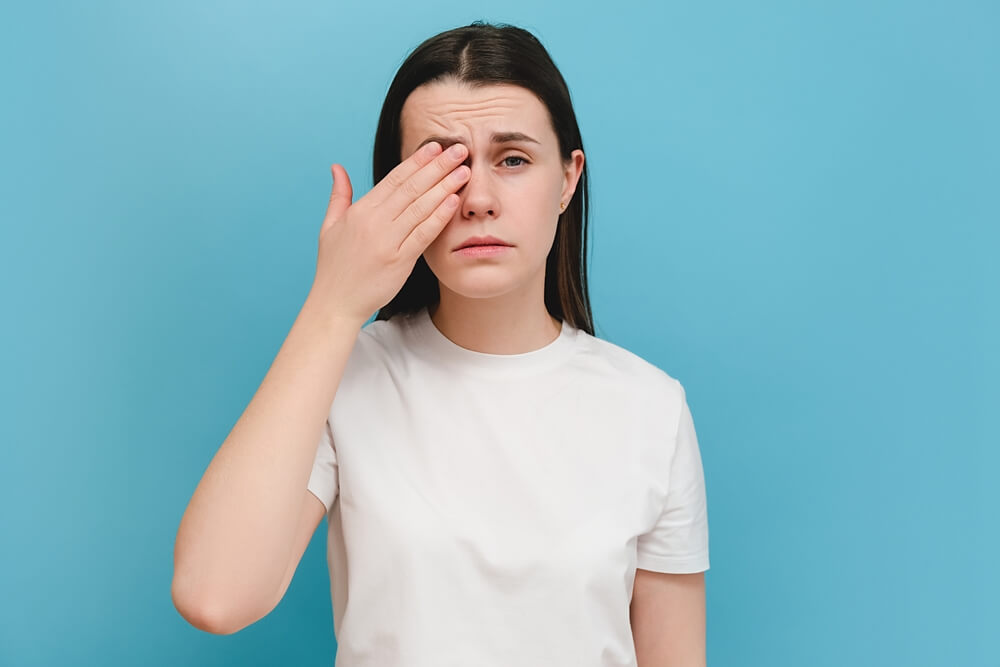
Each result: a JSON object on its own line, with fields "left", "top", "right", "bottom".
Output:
{"left": 630, "top": 569, "right": 707, "bottom": 667}
{"left": 171, "top": 296, "right": 363, "bottom": 634}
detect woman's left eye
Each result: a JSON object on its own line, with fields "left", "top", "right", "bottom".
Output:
{"left": 502, "top": 155, "right": 528, "bottom": 168}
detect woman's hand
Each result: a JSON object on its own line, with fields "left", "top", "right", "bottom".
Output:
{"left": 308, "top": 141, "right": 470, "bottom": 325}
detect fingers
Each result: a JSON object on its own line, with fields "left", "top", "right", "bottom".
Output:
{"left": 323, "top": 164, "right": 353, "bottom": 226}
{"left": 364, "top": 140, "right": 446, "bottom": 209}
{"left": 379, "top": 142, "right": 470, "bottom": 221}
{"left": 395, "top": 161, "right": 469, "bottom": 239}
{"left": 399, "top": 192, "right": 462, "bottom": 260}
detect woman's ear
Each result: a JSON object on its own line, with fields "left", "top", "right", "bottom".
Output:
{"left": 561, "top": 150, "right": 585, "bottom": 204}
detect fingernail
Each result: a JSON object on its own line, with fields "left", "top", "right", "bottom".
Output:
{"left": 447, "top": 143, "right": 466, "bottom": 158}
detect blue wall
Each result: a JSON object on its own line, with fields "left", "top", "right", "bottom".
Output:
{"left": 1, "top": 1, "right": 996, "bottom": 665}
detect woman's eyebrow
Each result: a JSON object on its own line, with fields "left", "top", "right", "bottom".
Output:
{"left": 417, "top": 131, "right": 541, "bottom": 150}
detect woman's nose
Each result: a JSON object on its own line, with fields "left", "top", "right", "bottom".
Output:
{"left": 456, "top": 160, "right": 499, "bottom": 218}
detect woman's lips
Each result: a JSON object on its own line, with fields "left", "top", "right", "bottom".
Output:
{"left": 454, "top": 234, "right": 510, "bottom": 250}
{"left": 454, "top": 245, "right": 512, "bottom": 257}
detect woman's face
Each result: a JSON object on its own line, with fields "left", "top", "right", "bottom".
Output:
{"left": 399, "top": 80, "right": 584, "bottom": 302}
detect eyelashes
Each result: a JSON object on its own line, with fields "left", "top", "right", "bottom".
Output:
{"left": 502, "top": 156, "right": 528, "bottom": 168}
{"left": 459, "top": 155, "right": 530, "bottom": 169}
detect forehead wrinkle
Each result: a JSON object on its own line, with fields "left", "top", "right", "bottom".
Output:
{"left": 416, "top": 104, "right": 520, "bottom": 134}
{"left": 401, "top": 88, "right": 546, "bottom": 154}
{"left": 402, "top": 93, "right": 521, "bottom": 128}
{"left": 432, "top": 97, "right": 520, "bottom": 115}
{"left": 424, "top": 87, "right": 525, "bottom": 111}
{"left": 416, "top": 111, "right": 535, "bottom": 143}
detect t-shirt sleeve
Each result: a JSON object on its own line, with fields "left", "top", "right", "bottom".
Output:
{"left": 306, "top": 418, "right": 339, "bottom": 513}
{"left": 635, "top": 380, "right": 710, "bottom": 574}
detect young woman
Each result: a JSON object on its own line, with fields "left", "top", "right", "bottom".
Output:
{"left": 173, "top": 21, "right": 709, "bottom": 667}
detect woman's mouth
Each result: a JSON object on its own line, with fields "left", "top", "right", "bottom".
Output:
{"left": 454, "top": 245, "right": 512, "bottom": 258}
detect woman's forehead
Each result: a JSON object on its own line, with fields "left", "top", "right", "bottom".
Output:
{"left": 400, "top": 82, "right": 550, "bottom": 151}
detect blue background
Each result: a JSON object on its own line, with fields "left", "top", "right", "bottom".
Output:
{"left": 2, "top": 1, "right": 996, "bottom": 665}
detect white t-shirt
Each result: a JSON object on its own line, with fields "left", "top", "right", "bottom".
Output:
{"left": 306, "top": 306, "right": 709, "bottom": 666}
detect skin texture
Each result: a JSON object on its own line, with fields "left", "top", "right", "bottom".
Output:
{"left": 630, "top": 570, "right": 707, "bottom": 666}
{"left": 398, "top": 79, "right": 584, "bottom": 354}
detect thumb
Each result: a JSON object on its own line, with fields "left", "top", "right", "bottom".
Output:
{"left": 324, "top": 163, "right": 353, "bottom": 225}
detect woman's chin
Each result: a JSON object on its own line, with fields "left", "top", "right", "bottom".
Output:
{"left": 437, "top": 274, "right": 522, "bottom": 300}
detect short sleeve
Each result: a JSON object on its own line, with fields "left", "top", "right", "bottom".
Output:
{"left": 306, "top": 418, "right": 339, "bottom": 513}
{"left": 635, "top": 381, "right": 710, "bottom": 574}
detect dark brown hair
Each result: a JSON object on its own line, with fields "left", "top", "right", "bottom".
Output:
{"left": 372, "top": 21, "right": 594, "bottom": 336}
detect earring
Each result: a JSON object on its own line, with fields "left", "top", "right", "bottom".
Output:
{"left": 559, "top": 201, "right": 566, "bottom": 211}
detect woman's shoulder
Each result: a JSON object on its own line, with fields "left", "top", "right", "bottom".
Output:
{"left": 571, "top": 328, "right": 684, "bottom": 400}
{"left": 350, "top": 314, "right": 410, "bottom": 361}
